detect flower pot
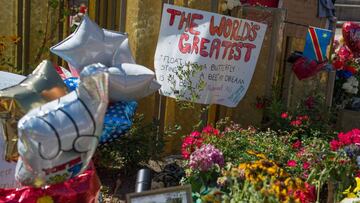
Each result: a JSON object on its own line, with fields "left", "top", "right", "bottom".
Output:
{"left": 242, "top": 0, "right": 279, "bottom": 8}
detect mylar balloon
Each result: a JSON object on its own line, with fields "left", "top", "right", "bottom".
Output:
{"left": 16, "top": 69, "right": 108, "bottom": 187}
{"left": 342, "top": 22, "right": 360, "bottom": 57}
{"left": 81, "top": 63, "right": 161, "bottom": 102}
{"left": 50, "top": 15, "right": 134, "bottom": 74}
{"left": 0, "top": 72, "right": 24, "bottom": 188}
{"left": 0, "top": 60, "right": 67, "bottom": 162}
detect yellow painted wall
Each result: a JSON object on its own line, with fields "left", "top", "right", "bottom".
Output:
{"left": 0, "top": 0, "right": 17, "bottom": 71}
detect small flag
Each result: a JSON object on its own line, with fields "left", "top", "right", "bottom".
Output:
{"left": 303, "top": 27, "right": 332, "bottom": 62}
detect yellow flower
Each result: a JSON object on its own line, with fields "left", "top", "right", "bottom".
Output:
{"left": 353, "top": 177, "right": 360, "bottom": 193}
{"left": 238, "top": 163, "right": 247, "bottom": 170}
{"left": 37, "top": 196, "right": 54, "bottom": 203}
{"left": 267, "top": 167, "right": 276, "bottom": 175}
{"left": 343, "top": 186, "right": 357, "bottom": 198}
{"left": 246, "top": 150, "right": 257, "bottom": 155}
{"left": 256, "top": 153, "right": 267, "bottom": 159}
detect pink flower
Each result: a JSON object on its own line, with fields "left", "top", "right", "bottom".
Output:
{"left": 290, "top": 120, "right": 302, "bottom": 127}
{"left": 329, "top": 139, "right": 342, "bottom": 151}
{"left": 189, "top": 144, "right": 224, "bottom": 172}
{"left": 281, "top": 112, "right": 288, "bottom": 119}
{"left": 296, "top": 148, "right": 305, "bottom": 158}
{"left": 287, "top": 160, "right": 297, "bottom": 167}
{"left": 302, "top": 162, "right": 310, "bottom": 170}
{"left": 202, "top": 125, "right": 220, "bottom": 136}
{"left": 292, "top": 140, "right": 302, "bottom": 149}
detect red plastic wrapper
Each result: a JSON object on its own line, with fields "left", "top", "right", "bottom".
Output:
{"left": 292, "top": 57, "right": 325, "bottom": 80}
{"left": 0, "top": 163, "right": 100, "bottom": 203}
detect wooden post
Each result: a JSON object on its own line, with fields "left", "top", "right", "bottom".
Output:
{"left": 16, "top": 0, "right": 23, "bottom": 71}
{"left": 119, "top": 0, "right": 127, "bottom": 33}
{"left": 22, "top": 0, "right": 31, "bottom": 74}
{"left": 57, "top": 0, "right": 65, "bottom": 66}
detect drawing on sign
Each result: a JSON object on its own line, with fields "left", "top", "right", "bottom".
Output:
{"left": 154, "top": 4, "right": 267, "bottom": 108}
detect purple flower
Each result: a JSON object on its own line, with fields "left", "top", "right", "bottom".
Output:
{"left": 189, "top": 144, "right": 224, "bottom": 172}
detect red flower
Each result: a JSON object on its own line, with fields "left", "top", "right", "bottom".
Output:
{"left": 351, "top": 129, "right": 360, "bottom": 144}
{"left": 181, "top": 132, "right": 204, "bottom": 159}
{"left": 304, "top": 96, "right": 315, "bottom": 109}
{"left": 281, "top": 112, "right": 288, "bottom": 119}
{"left": 338, "top": 132, "right": 352, "bottom": 145}
{"left": 190, "top": 131, "right": 201, "bottom": 138}
{"left": 345, "top": 65, "right": 358, "bottom": 74}
{"left": 338, "top": 46, "right": 353, "bottom": 61}
{"left": 297, "top": 115, "right": 309, "bottom": 121}
{"left": 292, "top": 140, "right": 302, "bottom": 149}
{"left": 332, "top": 60, "right": 344, "bottom": 70}
{"left": 256, "top": 102, "right": 265, "bottom": 109}
{"left": 290, "top": 120, "right": 302, "bottom": 127}
{"left": 302, "top": 162, "right": 310, "bottom": 170}
{"left": 356, "top": 170, "right": 360, "bottom": 178}
{"left": 329, "top": 139, "right": 342, "bottom": 151}
{"left": 287, "top": 160, "right": 297, "bottom": 167}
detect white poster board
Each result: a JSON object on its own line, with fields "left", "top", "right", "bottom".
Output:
{"left": 0, "top": 71, "right": 25, "bottom": 188}
{"left": 155, "top": 4, "right": 267, "bottom": 107}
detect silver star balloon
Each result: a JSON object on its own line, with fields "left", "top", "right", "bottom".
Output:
{"left": 15, "top": 69, "right": 108, "bottom": 187}
{"left": 81, "top": 63, "right": 161, "bottom": 102}
{"left": 50, "top": 15, "right": 134, "bottom": 73}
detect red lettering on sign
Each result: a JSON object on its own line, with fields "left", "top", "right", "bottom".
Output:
{"left": 167, "top": 8, "right": 181, "bottom": 26}
{"left": 209, "top": 16, "right": 226, "bottom": 37}
{"left": 200, "top": 38, "right": 210, "bottom": 57}
{"left": 189, "top": 13, "right": 203, "bottom": 35}
{"left": 191, "top": 35, "right": 200, "bottom": 54}
{"left": 209, "top": 38, "right": 221, "bottom": 59}
{"left": 244, "top": 43, "right": 256, "bottom": 62}
{"left": 178, "top": 33, "right": 191, "bottom": 54}
{"left": 178, "top": 12, "right": 191, "bottom": 32}
{"left": 221, "top": 40, "right": 232, "bottom": 59}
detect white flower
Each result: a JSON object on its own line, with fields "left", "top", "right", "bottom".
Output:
{"left": 225, "top": 0, "right": 241, "bottom": 10}
{"left": 221, "top": 3, "right": 228, "bottom": 12}
{"left": 342, "top": 76, "right": 359, "bottom": 94}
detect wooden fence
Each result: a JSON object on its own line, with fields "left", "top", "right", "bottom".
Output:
{"left": 0, "top": 0, "right": 334, "bottom": 153}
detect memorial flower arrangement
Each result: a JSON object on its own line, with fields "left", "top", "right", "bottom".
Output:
{"left": 332, "top": 26, "right": 360, "bottom": 111}
{"left": 180, "top": 122, "right": 360, "bottom": 202}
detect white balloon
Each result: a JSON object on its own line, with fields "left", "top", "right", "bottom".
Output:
{"left": 50, "top": 15, "right": 134, "bottom": 73}
{"left": 16, "top": 70, "right": 108, "bottom": 187}
{"left": 81, "top": 63, "right": 161, "bottom": 102}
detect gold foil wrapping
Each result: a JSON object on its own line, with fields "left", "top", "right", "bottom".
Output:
{"left": 0, "top": 60, "right": 67, "bottom": 162}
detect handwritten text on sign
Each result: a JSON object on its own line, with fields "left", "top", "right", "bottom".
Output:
{"left": 154, "top": 4, "right": 267, "bottom": 107}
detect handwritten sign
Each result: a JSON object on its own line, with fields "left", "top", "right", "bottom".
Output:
{"left": 0, "top": 71, "right": 25, "bottom": 188}
{"left": 154, "top": 4, "right": 267, "bottom": 107}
